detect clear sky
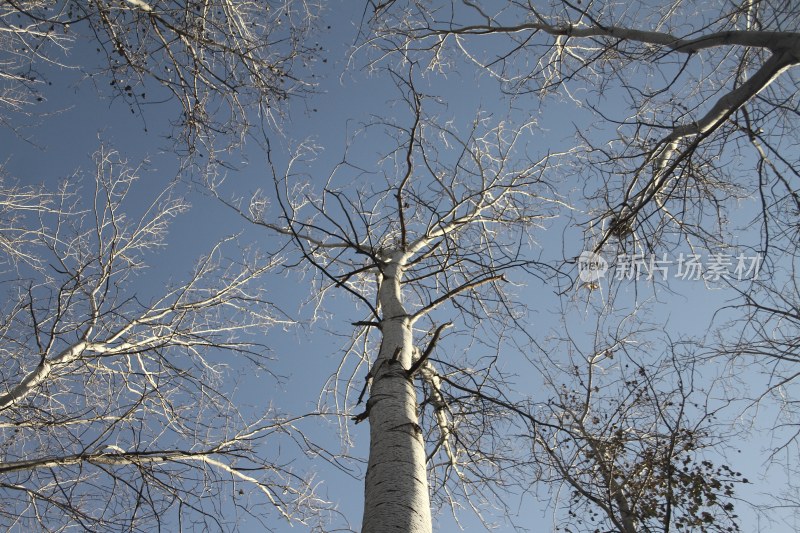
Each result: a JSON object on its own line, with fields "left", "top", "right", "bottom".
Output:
{"left": 1, "top": 1, "right": 795, "bottom": 532}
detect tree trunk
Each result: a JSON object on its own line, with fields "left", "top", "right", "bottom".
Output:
{"left": 361, "top": 255, "right": 432, "bottom": 533}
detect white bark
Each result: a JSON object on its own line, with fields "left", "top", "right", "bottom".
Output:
{"left": 362, "top": 253, "right": 432, "bottom": 533}
{"left": 439, "top": 23, "right": 800, "bottom": 56}
{"left": 0, "top": 342, "right": 87, "bottom": 411}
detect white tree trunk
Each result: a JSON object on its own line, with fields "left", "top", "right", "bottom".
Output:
{"left": 361, "top": 255, "right": 432, "bottom": 533}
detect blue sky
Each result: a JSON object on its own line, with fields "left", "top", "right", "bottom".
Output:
{"left": 1, "top": 1, "right": 796, "bottom": 531}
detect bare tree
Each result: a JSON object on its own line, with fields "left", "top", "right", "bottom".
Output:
{"left": 529, "top": 311, "right": 745, "bottom": 533}
{"left": 217, "top": 71, "right": 573, "bottom": 532}
{"left": 0, "top": 0, "right": 319, "bottom": 152}
{"left": 0, "top": 149, "right": 329, "bottom": 532}
{"left": 365, "top": 0, "right": 800, "bottom": 523}
{"left": 217, "top": 53, "right": 753, "bottom": 532}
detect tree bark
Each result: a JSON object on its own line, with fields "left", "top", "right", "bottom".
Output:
{"left": 361, "top": 254, "right": 432, "bottom": 533}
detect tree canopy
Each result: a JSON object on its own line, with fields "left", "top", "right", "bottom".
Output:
{"left": 2, "top": 1, "right": 799, "bottom": 531}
